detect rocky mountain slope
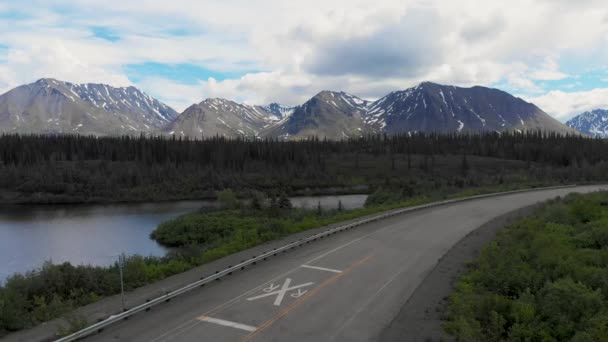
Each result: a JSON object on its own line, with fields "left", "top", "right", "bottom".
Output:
{"left": 162, "top": 98, "right": 289, "bottom": 138}
{"left": 0, "top": 79, "right": 579, "bottom": 139}
{"left": 0, "top": 78, "right": 177, "bottom": 136}
{"left": 262, "top": 91, "right": 374, "bottom": 139}
{"left": 566, "top": 109, "right": 608, "bottom": 138}
{"left": 262, "top": 103, "right": 296, "bottom": 119}
{"left": 364, "top": 82, "right": 574, "bottom": 135}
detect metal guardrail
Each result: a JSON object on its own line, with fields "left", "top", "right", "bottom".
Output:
{"left": 55, "top": 185, "right": 578, "bottom": 341}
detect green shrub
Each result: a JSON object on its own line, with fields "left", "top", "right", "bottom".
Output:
{"left": 0, "top": 183, "right": 561, "bottom": 337}
{"left": 445, "top": 191, "right": 608, "bottom": 341}
{"left": 217, "top": 189, "right": 239, "bottom": 209}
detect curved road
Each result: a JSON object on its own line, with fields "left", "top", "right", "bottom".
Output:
{"left": 84, "top": 185, "right": 606, "bottom": 342}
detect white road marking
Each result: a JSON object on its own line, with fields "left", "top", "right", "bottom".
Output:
{"left": 150, "top": 218, "right": 394, "bottom": 341}
{"left": 198, "top": 316, "right": 257, "bottom": 332}
{"left": 119, "top": 188, "right": 598, "bottom": 342}
{"left": 301, "top": 264, "right": 342, "bottom": 273}
{"left": 247, "top": 278, "right": 314, "bottom": 306}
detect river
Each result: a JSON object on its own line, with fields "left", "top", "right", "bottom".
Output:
{"left": 0, "top": 194, "right": 367, "bottom": 282}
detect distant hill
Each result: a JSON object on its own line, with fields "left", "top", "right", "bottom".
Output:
{"left": 0, "top": 78, "right": 177, "bottom": 136}
{"left": 566, "top": 109, "right": 608, "bottom": 138}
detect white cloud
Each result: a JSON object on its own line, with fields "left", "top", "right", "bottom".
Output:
{"left": 530, "top": 57, "right": 569, "bottom": 81}
{"left": 525, "top": 88, "right": 608, "bottom": 121}
{"left": 135, "top": 77, "right": 204, "bottom": 113}
{"left": 0, "top": 41, "right": 131, "bottom": 95}
{"left": 0, "top": 0, "right": 606, "bottom": 117}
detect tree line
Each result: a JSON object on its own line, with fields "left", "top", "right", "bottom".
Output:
{"left": 0, "top": 131, "right": 606, "bottom": 204}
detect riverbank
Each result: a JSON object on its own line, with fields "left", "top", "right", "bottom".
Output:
{"left": 0, "top": 205, "right": 423, "bottom": 342}
{"left": 0, "top": 194, "right": 368, "bottom": 282}
{"left": 0, "top": 186, "right": 370, "bottom": 206}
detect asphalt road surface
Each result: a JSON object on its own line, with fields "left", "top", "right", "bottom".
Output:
{"left": 84, "top": 185, "right": 606, "bottom": 342}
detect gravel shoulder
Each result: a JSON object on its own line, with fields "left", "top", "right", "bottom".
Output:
{"left": 378, "top": 204, "right": 541, "bottom": 342}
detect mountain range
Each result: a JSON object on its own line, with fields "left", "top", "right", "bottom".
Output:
{"left": 0, "top": 78, "right": 177, "bottom": 136}
{"left": 566, "top": 109, "right": 608, "bottom": 138}
{"left": 0, "top": 78, "right": 579, "bottom": 138}
{"left": 365, "top": 82, "right": 571, "bottom": 135}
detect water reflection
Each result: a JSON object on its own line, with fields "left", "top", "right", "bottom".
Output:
{"left": 0, "top": 195, "right": 367, "bottom": 282}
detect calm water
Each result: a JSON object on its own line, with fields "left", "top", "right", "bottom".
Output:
{"left": 0, "top": 194, "right": 367, "bottom": 282}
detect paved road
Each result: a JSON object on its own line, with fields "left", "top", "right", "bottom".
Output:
{"left": 84, "top": 186, "right": 606, "bottom": 342}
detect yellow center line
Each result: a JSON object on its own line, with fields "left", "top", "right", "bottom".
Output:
{"left": 239, "top": 254, "right": 375, "bottom": 342}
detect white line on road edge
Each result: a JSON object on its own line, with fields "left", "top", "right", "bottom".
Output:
{"left": 301, "top": 265, "right": 343, "bottom": 273}
{"left": 198, "top": 316, "right": 257, "bottom": 332}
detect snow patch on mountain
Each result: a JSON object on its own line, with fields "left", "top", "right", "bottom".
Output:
{"left": 566, "top": 109, "right": 608, "bottom": 138}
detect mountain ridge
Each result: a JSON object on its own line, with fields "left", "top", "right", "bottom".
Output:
{"left": 0, "top": 78, "right": 178, "bottom": 136}
{"left": 363, "top": 82, "right": 573, "bottom": 135}
{"left": 0, "top": 79, "right": 581, "bottom": 139}
{"left": 162, "top": 98, "right": 284, "bottom": 138}
{"left": 566, "top": 109, "right": 608, "bottom": 138}
{"left": 262, "top": 90, "right": 374, "bottom": 139}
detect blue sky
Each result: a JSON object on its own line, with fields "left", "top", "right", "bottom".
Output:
{"left": 0, "top": 0, "right": 606, "bottom": 119}
{"left": 539, "top": 74, "right": 607, "bottom": 93}
{"left": 91, "top": 27, "right": 121, "bottom": 42}
{"left": 124, "top": 63, "right": 253, "bottom": 85}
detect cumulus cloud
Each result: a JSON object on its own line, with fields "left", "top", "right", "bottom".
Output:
{"left": 0, "top": 0, "right": 606, "bottom": 116}
{"left": 460, "top": 13, "right": 507, "bottom": 43}
{"left": 135, "top": 77, "right": 205, "bottom": 113}
{"left": 525, "top": 88, "right": 608, "bottom": 121}
{"left": 299, "top": 7, "right": 445, "bottom": 78}
{"left": 0, "top": 41, "right": 131, "bottom": 94}
{"left": 530, "top": 57, "right": 569, "bottom": 81}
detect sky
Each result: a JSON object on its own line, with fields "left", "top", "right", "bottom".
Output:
{"left": 0, "top": 0, "right": 607, "bottom": 121}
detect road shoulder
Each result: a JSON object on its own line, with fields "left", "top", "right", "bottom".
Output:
{"left": 378, "top": 204, "right": 541, "bottom": 342}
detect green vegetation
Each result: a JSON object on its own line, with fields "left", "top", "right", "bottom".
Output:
{"left": 1, "top": 132, "right": 607, "bottom": 204}
{"left": 445, "top": 191, "right": 608, "bottom": 341}
{"left": 151, "top": 192, "right": 410, "bottom": 258}
{"left": 2, "top": 130, "right": 608, "bottom": 337}
{"left": 0, "top": 254, "right": 195, "bottom": 337}
{"left": 0, "top": 183, "right": 543, "bottom": 337}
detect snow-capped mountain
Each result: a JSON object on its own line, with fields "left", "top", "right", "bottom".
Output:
{"left": 65, "top": 81, "right": 177, "bottom": 127}
{"left": 0, "top": 79, "right": 580, "bottom": 139}
{"left": 262, "top": 103, "right": 296, "bottom": 120}
{"left": 162, "top": 98, "right": 284, "bottom": 138}
{"left": 566, "top": 109, "right": 608, "bottom": 138}
{"left": 364, "top": 82, "right": 575, "bottom": 135}
{"left": 0, "top": 78, "right": 177, "bottom": 136}
{"left": 262, "top": 90, "right": 374, "bottom": 139}
{"left": 168, "top": 83, "right": 576, "bottom": 140}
